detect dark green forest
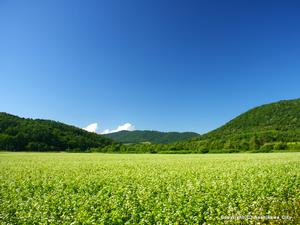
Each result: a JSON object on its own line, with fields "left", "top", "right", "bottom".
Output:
{"left": 2, "top": 98, "right": 300, "bottom": 153}
{"left": 103, "top": 130, "right": 199, "bottom": 144}
{"left": 0, "top": 113, "right": 114, "bottom": 151}
{"left": 190, "top": 98, "right": 300, "bottom": 152}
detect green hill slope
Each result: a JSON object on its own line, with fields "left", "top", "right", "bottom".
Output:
{"left": 187, "top": 98, "right": 300, "bottom": 152}
{"left": 0, "top": 113, "right": 114, "bottom": 152}
{"left": 206, "top": 98, "right": 300, "bottom": 136}
{"left": 103, "top": 130, "right": 199, "bottom": 144}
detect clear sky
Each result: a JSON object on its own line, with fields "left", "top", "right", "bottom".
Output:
{"left": 1, "top": 0, "right": 300, "bottom": 134}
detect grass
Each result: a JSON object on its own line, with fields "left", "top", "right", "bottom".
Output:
{"left": 0, "top": 152, "right": 299, "bottom": 224}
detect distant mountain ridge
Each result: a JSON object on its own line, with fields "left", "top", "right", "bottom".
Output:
{"left": 103, "top": 130, "right": 199, "bottom": 144}
{"left": 0, "top": 112, "right": 114, "bottom": 151}
{"left": 2, "top": 98, "right": 300, "bottom": 153}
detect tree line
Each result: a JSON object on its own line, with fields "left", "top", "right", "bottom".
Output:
{"left": 0, "top": 113, "right": 113, "bottom": 151}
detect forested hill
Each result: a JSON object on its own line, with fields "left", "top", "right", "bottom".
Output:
{"left": 0, "top": 113, "right": 114, "bottom": 152}
{"left": 103, "top": 130, "right": 199, "bottom": 144}
{"left": 184, "top": 98, "right": 300, "bottom": 152}
{"left": 204, "top": 98, "right": 300, "bottom": 138}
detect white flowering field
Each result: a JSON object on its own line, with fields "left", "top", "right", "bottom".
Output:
{"left": 0, "top": 153, "right": 299, "bottom": 224}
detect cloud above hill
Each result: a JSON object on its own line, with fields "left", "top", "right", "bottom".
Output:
{"left": 101, "top": 123, "right": 135, "bottom": 134}
{"left": 83, "top": 123, "right": 98, "bottom": 133}
{"left": 83, "top": 122, "right": 135, "bottom": 134}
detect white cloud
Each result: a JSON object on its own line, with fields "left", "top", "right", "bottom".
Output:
{"left": 83, "top": 123, "right": 98, "bottom": 133}
{"left": 101, "top": 123, "right": 135, "bottom": 134}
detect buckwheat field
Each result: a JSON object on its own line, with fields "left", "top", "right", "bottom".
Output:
{"left": 0, "top": 153, "right": 299, "bottom": 224}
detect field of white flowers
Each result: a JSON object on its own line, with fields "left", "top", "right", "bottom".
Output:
{"left": 0, "top": 152, "right": 299, "bottom": 224}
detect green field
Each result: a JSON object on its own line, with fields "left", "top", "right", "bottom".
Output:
{"left": 0, "top": 153, "right": 299, "bottom": 224}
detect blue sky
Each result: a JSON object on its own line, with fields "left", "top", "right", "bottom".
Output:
{"left": 1, "top": 0, "right": 300, "bottom": 134}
